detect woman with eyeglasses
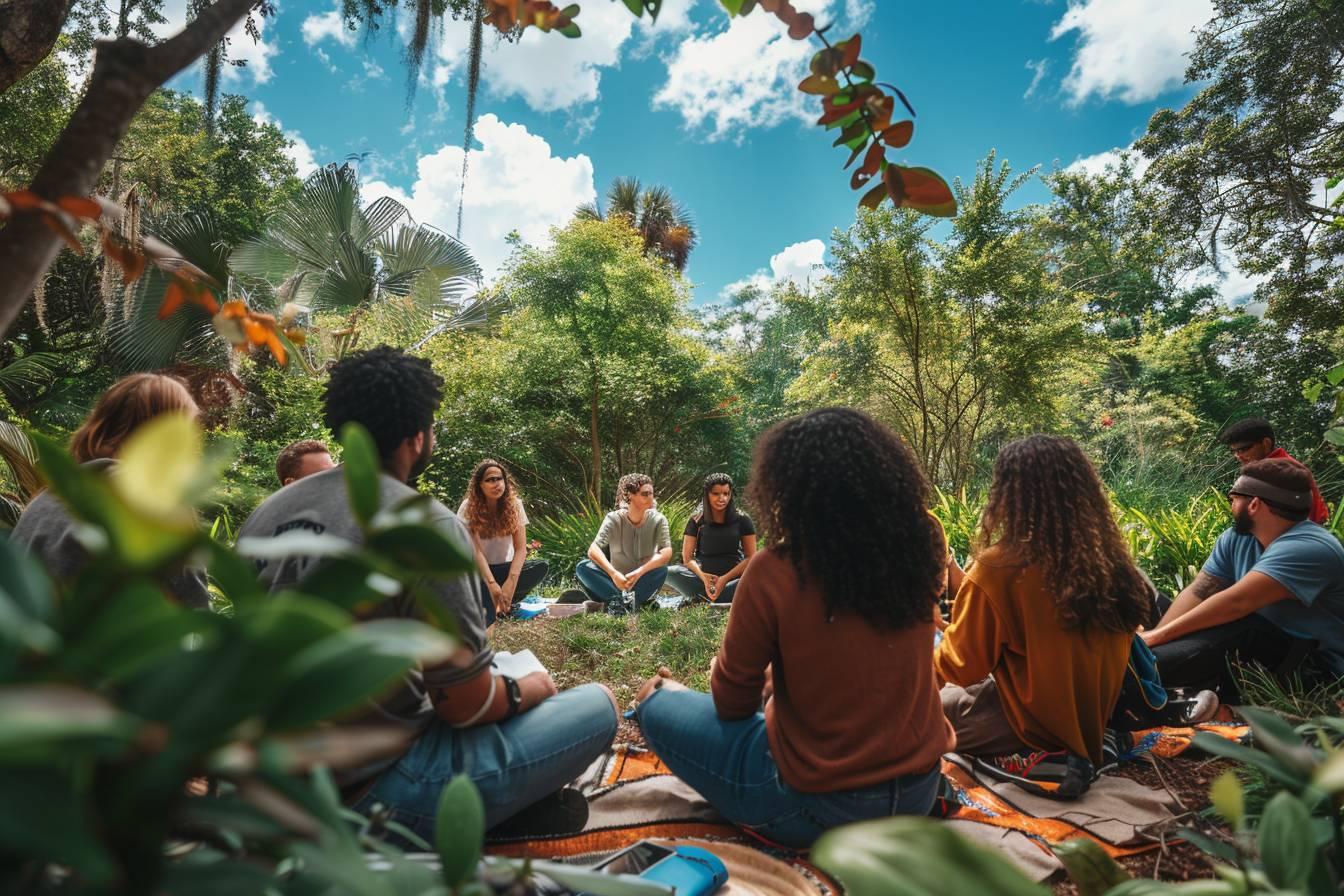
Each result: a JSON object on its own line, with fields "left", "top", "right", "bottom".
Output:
{"left": 631, "top": 409, "right": 952, "bottom": 846}
{"left": 575, "top": 473, "right": 672, "bottom": 613}
{"left": 458, "top": 459, "right": 549, "bottom": 628}
{"left": 667, "top": 473, "right": 757, "bottom": 605}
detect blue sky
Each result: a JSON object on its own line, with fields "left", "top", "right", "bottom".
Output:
{"left": 161, "top": 0, "right": 1235, "bottom": 305}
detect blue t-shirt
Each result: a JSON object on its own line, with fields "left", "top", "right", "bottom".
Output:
{"left": 1203, "top": 522, "right": 1344, "bottom": 672}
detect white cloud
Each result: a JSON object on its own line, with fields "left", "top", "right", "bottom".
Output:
{"left": 1049, "top": 0, "right": 1212, "bottom": 105}
{"left": 302, "top": 8, "right": 357, "bottom": 48}
{"left": 252, "top": 102, "right": 319, "bottom": 178}
{"left": 1064, "top": 143, "right": 1152, "bottom": 179}
{"left": 1024, "top": 58, "right": 1049, "bottom": 99}
{"left": 424, "top": 0, "right": 696, "bottom": 113}
{"left": 653, "top": 0, "right": 850, "bottom": 141}
{"left": 363, "top": 115, "right": 596, "bottom": 281}
{"left": 153, "top": 0, "right": 277, "bottom": 85}
{"left": 721, "top": 238, "right": 828, "bottom": 298}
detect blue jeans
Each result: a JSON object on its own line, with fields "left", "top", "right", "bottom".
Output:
{"left": 637, "top": 688, "right": 940, "bottom": 848}
{"left": 574, "top": 559, "right": 668, "bottom": 609}
{"left": 352, "top": 683, "right": 617, "bottom": 837}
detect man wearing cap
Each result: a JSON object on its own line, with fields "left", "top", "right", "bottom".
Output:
{"left": 1220, "top": 416, "right": 1329, "bottom": 524}
{"left": 1141, "top": 458, "right": 1344, "bottom": 694}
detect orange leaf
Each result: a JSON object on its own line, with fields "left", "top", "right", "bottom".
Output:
{"left": 851, "top": 142, "right": 885, "bottom": 188}
{"left": 880, "top": 120, "right": 914, "bottom": 148}
{"left": 101, "top": 233, "right": 148, "bottom": 285}
{"left": 799, "top": 73, "right": 841, "bottom": 96}
{"left": 264, "top": 330, "right": 288, "bottom": 366}
{"left": 863, "top": 94, "right": 895, "bottom": 132}
{"left": 885, "top": 166, "right": 957, "bottom": 217}
{"left": 159, "top": 282, "right": 187, "bottom": 320}
{"left": 3, "top": 191, "right": 46, "bottom": 211}
{"left": 838, "top": 34, "right": 861, "bottom": 68}
{"left": 858, "top": 182, "right": 888, "bottom": 210}
{"left": 56, "top": 196, "right": 103, "bottom": 221}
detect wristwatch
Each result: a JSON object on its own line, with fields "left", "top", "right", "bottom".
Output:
{"left": 501, "top": 675, "right": 523, "bottom": 720}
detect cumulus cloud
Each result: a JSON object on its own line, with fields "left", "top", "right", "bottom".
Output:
{"left": 1064, "top": 143, "right": 1152, "bottom": 179}
{"left": 721, "top": 238, "right": 829, "bottom": 299}
{"left": 363, "top": 115, "right": 596, "bottom": 281}
{"left": 654, "top": 0, "right": 857, "bottom": 141}
{"left": 1049, "top": 0, "right": 1212, "bottom": 105}
{"left": 301, "top": 8, "right": 357, "bottom": 49}
{"left": 252, "top": 102, "right": 319, "bottom": 178}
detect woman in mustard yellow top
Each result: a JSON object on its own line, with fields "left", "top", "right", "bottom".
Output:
{"left": 934, "top": 435, "right": 1151, "bottom": 798}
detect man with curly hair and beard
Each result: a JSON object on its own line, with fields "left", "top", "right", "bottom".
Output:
{"left": 1142, "top": 458, "right": 1344, "bottom": 697}
{"left": 239, "top": 346, "right": 618, "bottom": 840}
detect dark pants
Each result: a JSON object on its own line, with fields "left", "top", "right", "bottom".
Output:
{"left": 666, "top": 564, "right": 738, "bottom": 604}
{"left": 480, "top": 558, "right": 550, "bottom": 626}
{"left": 1148, "top": 593, "right": 1306, "bottom": 700}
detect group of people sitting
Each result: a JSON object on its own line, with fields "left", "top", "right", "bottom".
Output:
{"left": 7, "top": 346, "right": 1342, "bottom": 850}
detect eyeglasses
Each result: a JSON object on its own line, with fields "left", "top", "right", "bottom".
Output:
{"left": 1229, "top": 442, "right": 1256, "bottom": 455}
{"left": 483, "top": 476, "right": 505, "bottom": 484}
{"left": 1226, "top": 491, "right": 1248, "bottom": 504}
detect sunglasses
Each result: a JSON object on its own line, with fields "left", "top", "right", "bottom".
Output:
{"left": 483, "top": 475, "right": 505, "bottom": 484}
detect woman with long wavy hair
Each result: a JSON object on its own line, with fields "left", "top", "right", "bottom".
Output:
{"left": 631, "top": 408, "right": 952, "bottom": 847}
{"left": 458, "top": 459, "right": 549, "bottom": 629}
{"left": 935, "top": 435, "right": 1151, "bottom": 797}
{"left": 12, "top": 372, "right": 210, "bottom": 607}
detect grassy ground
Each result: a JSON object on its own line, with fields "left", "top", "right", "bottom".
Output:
{"left": 491, "top": 605, "right": 729, "bottom": 709}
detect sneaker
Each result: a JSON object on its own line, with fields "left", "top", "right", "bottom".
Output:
{"left": 582, "top": 600, "right": 606, "bottom": 614}
{"left": 1099, "top": 729, "right": 1133, "bottom": 772}
{"left": 926, "top": 773, "right": 960, "bottom": 819}
{"left": 972, "top": 749, "right": 1095, "bottom": 800}
{"left": 1183, "top": 689, "right": 1220, "bottom": 724}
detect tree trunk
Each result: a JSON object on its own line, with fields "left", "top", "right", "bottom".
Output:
{"left": 589, "top": 366, "right": 602, "bottom": 506}
{"left": 0, "top": 0, "right": 76, "bottom": 94}
{"left": 0, "top": 0, "right": 255, "bottom": 342}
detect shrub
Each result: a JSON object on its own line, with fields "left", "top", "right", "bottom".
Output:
{"left": 530, "top": 494, "right": 695, "bottom": 585}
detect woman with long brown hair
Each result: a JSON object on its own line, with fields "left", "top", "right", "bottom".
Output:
{"left": 458, "top": 459, "right": 549, "bottom": 628}
{"left": 12, "top": 373, "right": 210, "bottom": 606}
{"left": 935, "top": 435, "right": 1151, "bottom": 797}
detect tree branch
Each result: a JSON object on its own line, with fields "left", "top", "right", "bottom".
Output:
{"left": 0, "top": 0, "right": 256, "bottom": 341}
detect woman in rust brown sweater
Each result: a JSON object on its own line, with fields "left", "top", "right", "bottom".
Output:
{"left": 935, "top": 435, "right": 1151, "bottom": 798}
{"left": 633, "top": 408, "right": 953, "bottom": 847}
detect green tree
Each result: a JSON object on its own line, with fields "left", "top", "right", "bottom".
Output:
{"left": 793, "top": 155, "right": 1087, "bottom": 490}
{"left": 1137, "top": 0, "right": 1344, "bottom": 334}
{"left": 503, "top": 218, "right": 710, "bottom": 503}
{"left": 575, "top": 176, "right": 699, "bottom": 272}
{"left": 0, "top": 42, "right": 77, "bottom": 189}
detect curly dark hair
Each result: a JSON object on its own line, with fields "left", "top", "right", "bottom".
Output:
{"left": 322, "top": 345, "right": 444, "bottom": 461}
{"left": 462, "top": 459, "right": 523, "bottom": 538}
{"left": 696, "top": 472, "right": 739, "bottom": 524}
{"left": 748, "top": 407, "right": 944, "bottom": 629}
{"left": 977, "top": 435, "right": 1150, "bottom": 634}
{"left": 615, "top": 472, "right": 653, "bottom": 509}
{"left": 275, "top": 439, "right": 331, "bottom": 486}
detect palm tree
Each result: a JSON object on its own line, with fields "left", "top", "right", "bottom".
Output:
{"left": 230, "top": 164, "right": 497, "bottom": 364}
{"left": 575, "top": 177, "right": 698, "bottom": 272}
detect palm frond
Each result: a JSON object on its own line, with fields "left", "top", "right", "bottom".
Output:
{"left": 0, "top": 353, "right": 61, "bottom": 397}
{"left": 359, "top": 196, "right": 410, "bottom": 245}
{"left": 0, "top": 420, "right": 43, "bottom": 503}
{"left": 606, "top": 177, "right": 643, "bottom": 221}
{"left": 574, "top": 201, "right": 604, "bottom": 222}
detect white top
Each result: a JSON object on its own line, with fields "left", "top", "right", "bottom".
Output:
{"left": 457, "top": 497, "right": 528, "bottom": 565}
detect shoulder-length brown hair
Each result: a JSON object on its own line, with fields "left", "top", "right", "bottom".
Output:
{"left": 461, "top": 459, "right": 522, "bottom": 539}
{"left": 977, "top": 435, "right": 1149, "bottom": 634}
{"left": 70, "top": 373, "right": 198, "bottom": 463}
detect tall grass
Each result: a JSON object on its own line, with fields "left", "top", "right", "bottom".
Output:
{"left": 930, "top": 488, "right": 1241, "bottom": 598}
{"left": 529, "top": 494, "right": 695, "bottom": 585}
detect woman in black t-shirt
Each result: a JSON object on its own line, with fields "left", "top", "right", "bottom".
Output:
{"left": 667, "top": 473, "right": 757, "bottom": 604}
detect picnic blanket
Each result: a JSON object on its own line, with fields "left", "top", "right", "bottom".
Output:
{"left": 486, "top": 719, "right": 1252, "bottom": 886}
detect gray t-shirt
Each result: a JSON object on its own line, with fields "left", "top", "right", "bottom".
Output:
{"left": 10, "top": 458, "right": 210, "bottom": 609}
{"left": 239, "top": 466, "right": 491, "bottom": 780}
{"left": 594, "top": 508, "right": 671, "bottom": 574}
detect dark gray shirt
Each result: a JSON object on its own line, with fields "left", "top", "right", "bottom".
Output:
{"left": 10, "top": 458, "right": 210, "bottom": 608}
{"left": 238, "top": 466, "right": 491, "bottom": 782}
